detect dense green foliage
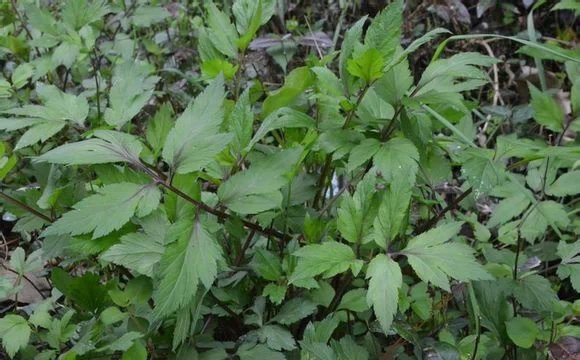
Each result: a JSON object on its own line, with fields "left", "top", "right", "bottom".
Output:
{"left": 0, "top": 0, "right": 579, "bottom": 359}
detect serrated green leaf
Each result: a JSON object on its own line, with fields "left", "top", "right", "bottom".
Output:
{"left": 100, "top": 306, "right": 127, "bottom": 325}
{"left": 257, "top": 325, "right": 297, "bottom": 351}
{"left": 23, "top": 4, "right": 59, "bottom": 35}
{"left": 364, "top": 0, "right": 402, "bottom": 60}
{"left": 271, "top": 298, "right": 317, "bottom": 325}
{"left": 218, "top": 147, "right": 302, "bottom": 214}
{"left": 153, "top": 219, "right": 222, "bottom": 320}
{"left": 100, "top": 211, "right": 169, "bottom": 276}
{"left": 557, "top": 264, "right": 580, "bottom": 293}
{"left": 373, "top": 181, "right": 411, "bottom": 249}
{"left": 520, "top": 200, "right": 570, "bottom": 243}
{"left": 251, "top": 248, "right": 283, "bottom": 281}
{"left": 0, "top": 83, "right": 89, "bottom": 149}
{"left": 461, "top": 149, "right": 505, "bottom": 198}
{"left": 233, "top": 0, "right": 276, "bottom": 34}
{"left": 333, "top": 336, "right": 369, "bottom": 360}
{"left": 122, "top": 342, "right": 147, "bottom": 360}
{"left": 249, "top": 107, "right": 314, "bottom": 150}
{"left": 51, "top": 268, "right": 112, "bottom": 312}
{"left": 337, "top": 176, "right": 379, "bottom": 245}
{"left": 403, "top": 222, "right": 491, "bottom": 291}
{"left": 9, "top": 247, "right": 42, "bottom": 275}
{"left": 385, "top": 28, "right": 450, "bottom": 73}
{"left": 487, "top": 194, "right": 530, "bottom": 228}
{"left": 35, "top": 130, "right": 143, "bottom": 165}
{"left": 347, "top": 48, "right": 384, "bottom": 83}
{"left": 312, "top": 66, "right": 344, "bottom": 97}
{"left": 263, "top": 283, "right": 287, "bottom": 305}
{"left": 337, "top": 288, "right": 368, "bottom": 312}
{"left": 529, "top": 83, "right": 564, "bottom": 132}
{"left": 61, "top": 0, "right": 110, "bottom": 30}
{"left": 357, "top": 88, "right": 395, "bottom": 124}
{"left": 237, "top": 344, "right": 285, "bottom": 360}
{"left": 206, "top": 2, "right": 238, "bottom": 58}
{"left": 235, "top": 0, "right": 262, "bottom": 50}
{"left": 44, "top": 183, "right": 160, "bottom": 239}
{"left": 373, "top": 137, "right": 419, "bottom": 185}
{"left": 375, "top": 58, "right": 413, "bottom": 105}
{"left": 339, "top": 17, "right": 367, "bottom": 93}
{"left": 227, "top": 89, "right": 254, "bottom": 155}
{"left": 0, "top": 314, "right": 31, "bottom": 358}
{"left": 130, "top": 6, "right": 170, "bottom": 27}
{"left": 162, "top": 75, "right": 232, "bottom": 174}
{"left": 347, "top": 138, "right": 380, "bottom": 172}
{"left": 512, "top": 274, "right": 557, "bottom": 312}
{"left": 547, "top": 170, "right": 580, "bottom": 196}
{"left": 99, "top": 332, "right": 143, "bottom": 352}
{"left": 556, "top": 240, "right": 580, "bottom": 292}
{"left": 366, "top": 254, "right": 402, "bottom": 333}
{"left": 262, "top": 67, "right": 315, "bottom": 116}
{"left": 505, "top": 317, "right": 538, "bottom": 349}
{"left": 11, "top": 63, "right": 34, "bottom": 89}
{"left": 418, "top": 52, "right": 498, "bottom": 89}
{"left": 289, "top": 241, "right": 363, "bottom": 284}
{"left": 201, "top": 58, "right": 239, "bottom": 80}
{"left": 146, "top": 103, "right": 174, "bottom": 157}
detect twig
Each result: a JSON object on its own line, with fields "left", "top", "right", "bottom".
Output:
{"left": 416, "top": 187, "right": 473, "bottom": 234}
{"left": 207, "top": 291, "right": 244, "bottom": 328}
{"left": 157, "top": 181, "right": 288, "bottom": 241}
{"left": 317, "top": 169, "right": 367, "bottom": 216}
{"left": 92, "top": 48, "right": 102, "bottom": 120}
{"left": 0, "top": 191, "right": 53, "bottom": 223}
{"left": 478, "top": 41, "right": 505, "bottom": 107}
{"left": 322, "top": 272, "right": 353, "bottom": 318}
{"left": 379, "top": 86, "right": 420, "bottom": 141}
{"left": 234, "top": 230, "right": 256, "bottom": 266}
{"left": 477, "top": 41, "right": 504, "bottom": 145}
{"left": 313, "top": 84, "right": 371, "bottom": 208}
{"left": 10, "top": 0, "right": 42, "bottom": 57}
{"left": 61, "top": 68, "right": 70, "bottom": 91}
{"left": 2, "top": 265, "right": 48, "bottom": 300}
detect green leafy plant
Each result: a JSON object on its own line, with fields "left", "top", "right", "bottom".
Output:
{"left": 0, "top": 0, "right": 579, "bottom": 359}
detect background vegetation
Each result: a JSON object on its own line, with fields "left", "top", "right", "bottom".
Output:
{"left": 0, "top": 0, "right": 579, "bottom": 359}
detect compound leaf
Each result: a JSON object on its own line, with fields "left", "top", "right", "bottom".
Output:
{"left": 0, "top": 315, "right": 30, "bottom": 358}
{"left": 366, "top": 254, "right": 402, "bottom": 334}
{"left": 289, "top": 242, "right": 363, "bottom": 284}
{"left": 403, "top": 222, "right": 491, "bottom": 291}
{"left": 35, "top": 130, "right": 143, "bottom": 166}
{"left": 100, "top": 212, "right": 169, "bottom": 277}
{"left": 152, "top": 219, "right": 222, "bottom": 320}
{"left": 162, "top": 75, "right": 232, "bottom": 174}
{"left": 43, "top": 183, "right": 160, "bottom": 239}
{"left": 104, "top": 61, "right": 159, "bottom": 129}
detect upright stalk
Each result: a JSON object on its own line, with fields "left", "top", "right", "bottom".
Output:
{"left": 313, "top": 83, "right": 372, "bottom": 208}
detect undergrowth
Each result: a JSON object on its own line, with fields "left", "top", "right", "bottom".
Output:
{"left": 0, "top": 0, "right": 579, "bottom": 359}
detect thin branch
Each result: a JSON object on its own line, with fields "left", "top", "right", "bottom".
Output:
{"left": 92, "top": 48, "right": 102, "bottom": 120}
{"left": 416, "top": 187, "right": 473, "bottom": 234}
{"left": 10, "top": 0, "right": 42, "bottom": 57}
{"left": 234, "top": 230, "right": 256, "bottom": 266}
{"left": 322, "top": 272, "right": 353, "bottom": 318}
{"left": 313, "top": 84, "right": 371, "bottom": 208}
{"left": 157, "top": 181, "right": 288, "bottom": 241}
{"left": 0, "top": 191, "right": 53, "bottom": 223}
{"left": 207, "top": 291, "right": 244, "bottom": 328}
{"left": 1, "top": 266, "right": 48, "bottom": 300}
